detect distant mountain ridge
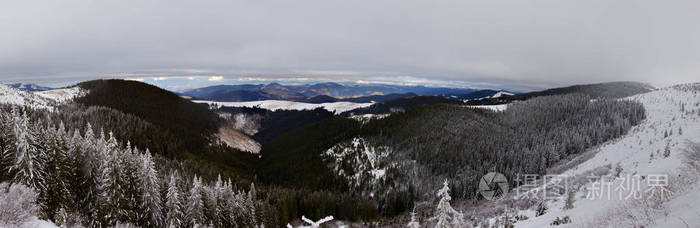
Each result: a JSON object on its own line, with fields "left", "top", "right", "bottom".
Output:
{"left": 465, "top": 81, "right": 654, "bottom": 105}
{"left": 180, "top": 82, "right": 480, "bottom": 102}
{"left": 6, "top": 83, "right": 51, "bottom": 92}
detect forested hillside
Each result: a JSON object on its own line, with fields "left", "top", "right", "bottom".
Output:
{"left": 263, "top": 93, "right": 645, "bottom": 218}
{"left": 466, "top": 81, "right": 653, "bottom": 105}
{"left": 76, "top": 79, "right": 221, "bottom": 157}
{"left": 356, "top": 94, "right": 645, "bottom": 202}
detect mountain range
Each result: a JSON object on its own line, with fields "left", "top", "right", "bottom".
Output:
{"left": 179, "top": 82, "right": 511, "bottom": 102}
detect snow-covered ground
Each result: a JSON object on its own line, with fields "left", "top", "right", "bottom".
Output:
{"left": 193, "top": 100, "right": 373, "bottom": 114}
{"left": 506, "top": 84, "right": 700, "bottom": 227}
{"left": 35, "top": 86, "right": 85, "bottom": 103}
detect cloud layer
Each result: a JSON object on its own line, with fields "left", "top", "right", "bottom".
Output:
{"left": 2, "top": 0, "right": 699, "bottom": 88}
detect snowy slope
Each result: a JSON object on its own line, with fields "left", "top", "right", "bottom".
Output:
{"left": 193, "top": 100, "right": 373, "bottom": 114}
{"left": 0, "top": 84, "right": 55, "bottom": 109}
{"left": 505, "top": 83, "right": 700, "bottom": 227}
{"left": 490, "top": 91, "right": 514, "bottom": 98}
{"left": 35, "top": 86, "right": 85, "bottom": 103}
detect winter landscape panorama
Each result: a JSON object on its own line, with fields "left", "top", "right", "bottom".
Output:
{"left": 2, "top": 1, "right": 700, "bottom": 228}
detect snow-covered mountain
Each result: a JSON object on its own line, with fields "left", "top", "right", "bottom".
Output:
{"left": 486, "top": 83, "right": 700, "bottom": 227}
{"left": 0, "top": 84, "right": 85, "bottom": 110}
{"left": 6, "top": 83, "right": 51, "bottom": 92}
{"left": 0, "top": 84, "right": 56, "bottom": 109}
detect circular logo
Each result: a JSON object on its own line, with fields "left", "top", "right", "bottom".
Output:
{"left": 478, "top": 172, "right": 509, "bottom": 200}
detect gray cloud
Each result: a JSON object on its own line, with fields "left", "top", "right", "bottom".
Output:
{"left": 1, "top": 0, "right": 699, "bottom": 89}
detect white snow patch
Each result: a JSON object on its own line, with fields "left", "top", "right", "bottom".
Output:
{"left": 35, "top": 86, "right": 85, "bottom": 103}
{"left": 490, "top": 91, "right": 514, "bottom": 98}
{"left": 349, "top": 113, "right": 390, "bottom": 123}
{"left": 467, "top": 104, "right": 508, "bottom": 112}
{"left": 193, "top": 100, "right": 373, "bottom": 114}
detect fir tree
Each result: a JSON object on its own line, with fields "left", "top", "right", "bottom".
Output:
{"left": 433, "top": 180, "right": 463, "bottom": 228}
{"left": 10, "top": 110, "right": 43, "bottom": 189}
{"left": 137, "top": 149, "right": 162, "bottom": 227}
{"left": 37, "top": 123, "right": 71, "bottom": 222}
{"left": 185, "top": 176, "right": 204, "bottom": 227}
{"left": 407, "top": 209, "right": 420, "bottom": 228}
{"left": 165, "top": 173, "right": 183, "bottom": 228}
{"left": 96, "top": 132, "right": 125, "bottom": 226}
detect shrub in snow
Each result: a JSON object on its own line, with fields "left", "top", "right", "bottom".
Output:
{"left": 0, "top": 182, "right": 39, "bottom": 226}
{"left": 663, "top": 143, "right": 671, "bottom": 158}
{"left": 549, "top": 216, "right": 571, "bottom": 225}
{"left": 535, "top": 201, "right": 547, "bottom": 217}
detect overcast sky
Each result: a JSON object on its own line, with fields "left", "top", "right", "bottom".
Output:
{"left": 1, "top": 0, "right": 699, "bottom": 90}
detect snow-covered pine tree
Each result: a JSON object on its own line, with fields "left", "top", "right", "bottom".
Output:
{"left": 202, "top": 181, "right": 218, "bottom": 226}
{"left": 407, "top": 209, "right": 420, "bottom": 228}
{"left": 137, "top": 148, "right": 162, "bottom": 227}
{"left": 119, "top": 142, "right": 141, "bottom": 222}
{"left": 96, "top": 132, "right": 125, "bottom": 226}
{"left": 10, "top": 110, "right": 43, "bottom": 189}
{"left": 65, "top": 128, "right": 92, "bottom": 225}
{"left": 37, "top": 122, "right": 72, "bottom": 222}
{"left": 216, "top": 178, "right": 237, "bottom": 227}
{"left": 165, "top": 173, "right": 183, "bottom": 228}
{"left": 185, "top": 175, "right": 204, "bottom": 227}
{"left": 246, "top": 182, "right": 257, "bottom": 227}
{"left": 433, "top": 180, "right": 463, "bottom": 228}
{"left": 0, "top": 109, "right": 16, "bottom": 183}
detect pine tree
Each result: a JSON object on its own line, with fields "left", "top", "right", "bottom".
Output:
{"left": 166, "top": 173, "right": 183, "bottom": 228}
{"left": 0, "top": 109, "right": 16, "bottom": 183}
{"left": 119, "top": 143, "right": 141, "bottom": 222}
{"left": 433, "top": 180, "right": 463, "bottom": 228}
{"left": 96, "top": 132, "right": 124, "bottom": 226}
{"left": 246, "top": 182, "right": 257, "bottom": 226}
{"left": 407, "top": 209, "right": 420, "bottom": 228}
{"left": 185, "top": 176, "right": 204, "bottom": 227}
{"left": 10, "top": 110, "right": 43, "bottom": 189}
{"left": 137, "top": 149, "right": 163, "bottom": 227}
{"left": 37, "top": 123, "right": 72, "bottom": 222}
